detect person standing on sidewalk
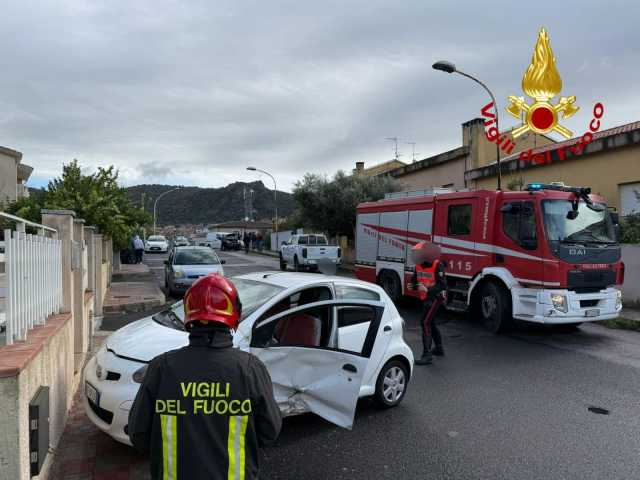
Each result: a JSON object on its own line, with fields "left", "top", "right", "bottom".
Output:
{"left": 244, "top": 232, "right": 250, "bottom": 254}
{"left": 410, "top": 241, "right": 447, "bottom": 365}
{"left": 128, "top": 274, "right": 282, "bottom": 480}
{"left": 133, "top": 234, "right": 145, "bottom": 264}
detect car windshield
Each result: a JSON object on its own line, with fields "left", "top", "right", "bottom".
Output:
{"left": 148, "top": 236, "right": 166, "bottom": 242}
{"left": 234, "top": 278, "right": 285, "bottom": 321}
{"left": 542, "top": 200, "right": 616, "bottom": 244}
{"left": 152, "top": 279, "right": 284, "bottom": 331}
{"left": 311, "top": 235, "right": 328, "bottom": 245}
{"left": 174, "top": 249, "right": 220, "bottom": 265}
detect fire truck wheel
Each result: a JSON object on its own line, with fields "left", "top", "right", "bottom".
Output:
{"left": 279, "top": 254, "right": 287, "bottom": 271}
{"left": 379, "top": 270, "right": 401, "bottom": 302}
{"left": 479, "top": 281, "right": 512, "bottom": 333}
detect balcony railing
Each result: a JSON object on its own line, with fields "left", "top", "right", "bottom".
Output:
{"left": 1, "top": 212, "right": 63, "bottom": 345}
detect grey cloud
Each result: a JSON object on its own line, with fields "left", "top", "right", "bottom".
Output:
{"left": 0, "top": 0, "right": 638, "bottom": 192}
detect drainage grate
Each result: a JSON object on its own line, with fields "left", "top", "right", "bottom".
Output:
{"left": 587, "top": 406, "right": 610, "bottom": 415}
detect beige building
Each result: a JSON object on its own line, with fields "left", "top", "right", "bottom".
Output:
{"left": 353, "top": 159, "right": 406, "bottom": 177}
{"left": 0, "top": 146, "right": 33, "bottom": 205}
{"left": 466, "top": 120, "right": 640, "bottom": 214}
{"left": 380, "top": 118, "right": 555, "bottom": 190}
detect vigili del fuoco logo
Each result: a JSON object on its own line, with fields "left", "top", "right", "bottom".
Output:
{"left": 480, "top": 27, "right": 604, "bottom": 166}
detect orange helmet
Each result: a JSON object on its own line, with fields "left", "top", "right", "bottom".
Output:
{"left": 411, "top": 241, "right": 441, "bottom": 265}
{"left": 183, "top": 274, "right": 241, "bottom": 330}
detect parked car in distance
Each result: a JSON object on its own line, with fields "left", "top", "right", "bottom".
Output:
{"left": 204, "top": 232, "right": 223, "bottom": 249}
{"left": 164, "top": 246, "right": 226, "bottom": 296}
{"left": 83, "top": 272, "right": 413, "bottom": 445}
{"left": 174, "top": 235, "right": 189, "bottom": 247}
{"left": 145, "top": 235, "right": 169, "bottom": 253}
{"left": 280, "top": 234, "right": 341, "bottom": 272}
{"left": 220, "top": 232, "right": 242, "bottom": 251}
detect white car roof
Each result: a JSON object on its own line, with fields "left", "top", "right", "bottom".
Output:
{"left": 235, "top": 271, "right": 382, "bottom": 291}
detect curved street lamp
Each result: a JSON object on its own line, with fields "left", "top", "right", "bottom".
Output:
{"left": 153, "top": 186, "right": 182, "bottom": 234}
{"left": 433, "top": 60, "right": 502, "bottom": 190}
{"left": 246, "top": 167, "right": 279, "bottom": 249}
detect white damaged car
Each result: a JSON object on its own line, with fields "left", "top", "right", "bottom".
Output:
{"left": 83, "top": 272, "right": 414, "bottom": 445}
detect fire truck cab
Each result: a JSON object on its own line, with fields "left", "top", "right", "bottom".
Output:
{"left": 355, "top": 184, "right": 624, "bottom": 332}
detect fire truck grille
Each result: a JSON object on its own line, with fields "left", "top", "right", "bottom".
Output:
{"left": 567, "top": 269, "right": 616, "bottom": 292}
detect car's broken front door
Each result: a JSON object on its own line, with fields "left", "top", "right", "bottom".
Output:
{"left": 250, "top": 299, "right": 384, "bottom": 429}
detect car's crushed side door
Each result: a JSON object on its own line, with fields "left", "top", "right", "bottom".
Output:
{"left": 249, "top": 299, "right": 384, "bottom": 429}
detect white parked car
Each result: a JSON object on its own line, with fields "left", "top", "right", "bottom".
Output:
{"left": 83, "top": 272, "right": 414, "bottom": 445}
{"left": 280, "top": 234, "right": 341, "bottom": 271}
{"left": 174, "top": 235, "right": 189, "bottom": 247}
{"left": 144, "top": 235, "right": 169, "bottom": 253}
{"left": 204, "top": 232, "right": 223, "bottom": 249}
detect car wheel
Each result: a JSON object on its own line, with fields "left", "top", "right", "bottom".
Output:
{"left": 294, "top": 256, "right": 301, "bottom": 272}
{"left": 478, "top": 281, "right": 512, "bottom": 333}
{"left": 375, "top": 360, "right": 408, "bottom": 408}
{"left": 378, "top": 270, "right": 401, "bottom": 303}
{"left": 279, "top": 255, "right": 287, "bottom": 271}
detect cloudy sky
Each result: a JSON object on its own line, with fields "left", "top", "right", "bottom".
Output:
{"left": 1, "top": 0, "right": 638, "bottom": 192}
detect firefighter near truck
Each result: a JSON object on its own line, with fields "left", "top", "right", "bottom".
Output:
{"left": 355, "top": 183, "right": 623, "bottom": 332}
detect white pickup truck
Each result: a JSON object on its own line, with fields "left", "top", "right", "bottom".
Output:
{"left": 279, "top": 234, "right": 341, "bottom": 271}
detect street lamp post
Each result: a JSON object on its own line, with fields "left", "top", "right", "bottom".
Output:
{"left": 432, "top": 60, "right": 502, "bottom": 190}
{"left": 246, "top": 167, "right": 278, "bottom": 250}
{"left": 153, "top": 186, "right": 181, "bottom": 234}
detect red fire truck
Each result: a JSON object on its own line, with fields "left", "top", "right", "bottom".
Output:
{"left": 355, "top": 183, "right": 624, "bottom": 332}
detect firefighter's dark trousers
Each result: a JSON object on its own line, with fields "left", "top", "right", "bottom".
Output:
{"left": 421, "top": 294, "right": 444, "bottom": 355}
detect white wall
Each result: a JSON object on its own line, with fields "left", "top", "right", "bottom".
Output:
{"left": 622, "top": 245, "right": 640, "bottom": 306}
{"left": 270, "top": 229, "right": 304, "bottom": 251}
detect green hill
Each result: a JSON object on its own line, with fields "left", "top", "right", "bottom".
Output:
{"left": 125, "top": 181, "right": 295, "bottom": 226}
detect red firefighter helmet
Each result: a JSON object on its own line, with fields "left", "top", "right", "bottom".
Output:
{"left": 183, "top": 274, "right": 241, "bottom": 330}
{"left": 411, "top": 241, "right": 441, "bottom": 265}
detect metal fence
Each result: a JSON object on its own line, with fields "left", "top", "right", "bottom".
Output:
{"left": 1, "top": 212, "right": 63, "bottom": 345}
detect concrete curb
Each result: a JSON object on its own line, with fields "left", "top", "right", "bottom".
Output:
{"left": 103, "top": 281, "right": 166, "bottom": 314}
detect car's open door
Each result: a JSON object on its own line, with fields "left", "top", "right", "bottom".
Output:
{"left": 250, "top": 299, "right": 384, "bottom": 429}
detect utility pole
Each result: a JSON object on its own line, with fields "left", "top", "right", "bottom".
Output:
{"left": 406, "top": 142, "right": 417, "bottom": 162}
{"left": 386, "top": 137, "right": 400, "bottom": 160}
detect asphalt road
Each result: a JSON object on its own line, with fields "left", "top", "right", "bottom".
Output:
{"left": 114, "top": 250, "right": 640, "bottom": 480}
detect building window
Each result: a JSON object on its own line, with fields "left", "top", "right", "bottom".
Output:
{"left": 619, "top": 182, "right": 640, "bottom": 216}
{"left": 447, "top": 204, "right": 472, "bottom": 236}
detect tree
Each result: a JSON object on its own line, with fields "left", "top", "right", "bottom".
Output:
{"left": 6, "top": 160, "right": 151, "bottom": 250}
{"left": 293, "top": 171, "right": 399, "bottom": 238}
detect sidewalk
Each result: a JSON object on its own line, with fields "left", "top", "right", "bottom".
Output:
{"left": 49, "top": 334, "right": 150, "bottom": 480}
{"left": 104, "top": 264, "right": 165, "bottom": 313}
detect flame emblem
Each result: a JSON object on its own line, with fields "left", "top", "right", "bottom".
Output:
{"left": 506, "top": 28, "right": 578, "bottom": 139}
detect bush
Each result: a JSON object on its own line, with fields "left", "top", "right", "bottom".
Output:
{"left": 620, "top": 213, "right": 640, "bottom": 244}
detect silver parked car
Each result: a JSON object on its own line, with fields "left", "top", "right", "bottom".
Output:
{"left": 164, "top": 246, "right": 225, "bottom": 296}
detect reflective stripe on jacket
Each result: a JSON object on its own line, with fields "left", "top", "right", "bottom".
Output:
{"left": 128, "top": 329, "right": 282, "bottom": 480}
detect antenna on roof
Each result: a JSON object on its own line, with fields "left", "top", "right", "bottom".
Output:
{"left": 385, "top": 137, "right": 400, "bottom": 160}
{"left": 406, "top": 142, "right": 417, "bottom": 162}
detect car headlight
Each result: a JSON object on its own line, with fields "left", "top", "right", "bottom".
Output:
{"left": 551, "top": 294, "right": 568, "bottom": 313}
{"left": 174, "top": 270, "right": 184, "bottom": 278}
{"left": 615, "top": 290, "right": 622, "bottom": 310}
{"left": 132, "top": 365, "right": 148, "bottom": 383}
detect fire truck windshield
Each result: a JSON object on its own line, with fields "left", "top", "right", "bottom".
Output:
{"left": 542, "top": 200, "right": 616, "bottom": 244}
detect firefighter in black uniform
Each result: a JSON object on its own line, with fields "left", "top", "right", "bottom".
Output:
{"left": 410, "top": 241, "right": 447, "bottom": 365}
{"left": 128, "top": 273, "right": 282, "bottom": 480}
